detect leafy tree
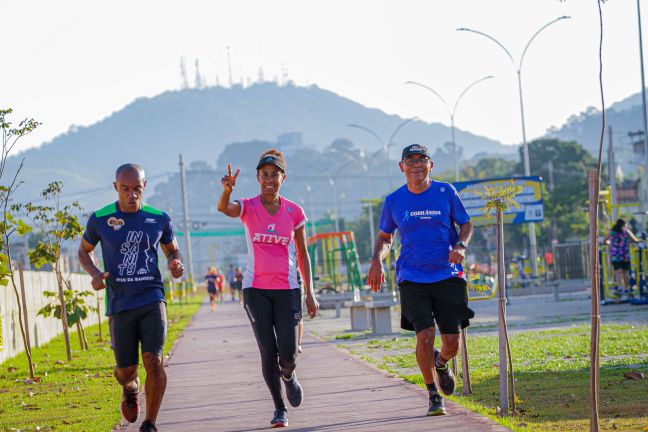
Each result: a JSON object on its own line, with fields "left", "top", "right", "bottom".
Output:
{"left": 37, "top": 285, "right": 96, "bottom": 350}
{"left": 518, "top": 138, "right": 596, "bottom": 243}
{"left": 460, "top": 157, "right": 518, "bottom": 180}
{"left": 0, "top": 108, "right": 40, "bottom": 379}
{"left": 21, "top": 181, "right": 84, "bottom": 360}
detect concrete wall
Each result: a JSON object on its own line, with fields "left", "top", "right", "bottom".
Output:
{"left": 0, "top": 271, "right": 104, "bottom": 364}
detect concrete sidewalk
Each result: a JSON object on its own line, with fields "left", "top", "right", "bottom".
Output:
{"left": 124, "top": 300, "right": 510, "bottom": 432}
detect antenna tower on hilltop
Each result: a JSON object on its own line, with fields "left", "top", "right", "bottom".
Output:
{"left": 257, "top": 47, "right": 265, "bottom": 83}
{"left": 180, "top": 57, "right": 189, "bottom": 89}
{"left": 227, "top": 46, "right": 233, "bottom": 87}
{"left": 280, "top": 61, "right": 289, "bottom": 86}
{"left": 195, "top": 58, "right": 203, "bottom": 88}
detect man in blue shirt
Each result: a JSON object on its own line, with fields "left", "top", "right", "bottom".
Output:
{"left": 367, "top": 144, "right": 474, "bottom": 417}
{"left": 78, "top": 164, "right": 184, "bottom": 432}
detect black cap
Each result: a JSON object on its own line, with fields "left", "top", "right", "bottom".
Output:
{"left": 256, "top": 155, "right": 286, "bottom": 172}
{"left": 401, "top": 144, "right": 430, "bottom": 160}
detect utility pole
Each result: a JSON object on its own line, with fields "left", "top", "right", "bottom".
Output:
{"left": 179, "top": 154, "right": 195, "bottom": 287}
{"left": 547, "top": 160, "right": 558, "bottom": 245}
{"left": 637, "top": 0, "right": 648, "bottom": 212}
{"left": 608, "top": 126, "right": 617, "bottom": 221}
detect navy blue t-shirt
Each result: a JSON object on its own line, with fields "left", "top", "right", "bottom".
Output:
{"left": 83, "top": 202, "right": 175, "bottom": 315}
{"left": 379, "top": 181, "right": 470, "bottom": 284}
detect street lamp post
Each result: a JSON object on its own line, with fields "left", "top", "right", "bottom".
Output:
{"left": 328, "top": 178, "right": 341, "bottom": 233}
{"left": 329, "top": 160, "right": 358, "bottom": 232}
{"left": 305, "top": 183, "right": 317, "bottom": 238}
{"left": 458, "top": 16, "right": 570, "bottom": 277}
{"left": 348, "top": 117, "right": 418, "bottom": 191}
{"left": 406, "top": 76, "right": 494, "bottom": 182}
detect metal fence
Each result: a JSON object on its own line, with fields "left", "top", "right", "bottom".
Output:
{"left": 552, "top": 241, "right": 590, "bottom": 281}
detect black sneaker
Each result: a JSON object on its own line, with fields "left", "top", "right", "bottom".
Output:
{"left": 139, "top": 420, "right": 158, "bottom": 432}
{"left": 271, "top": 409, "right": 288, "bottom": 427}
{"left": 427, "top": 392, "right": 447, "bottom": 416}
{"left": 434, "top": 349, "right": 456, "bottom": 396}
{"left": 282, "top": 372, "right": 303, "bottom": 407}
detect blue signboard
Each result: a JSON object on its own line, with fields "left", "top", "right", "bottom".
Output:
{"left": 453, "top": 176, "right": 544, "bottom": 226}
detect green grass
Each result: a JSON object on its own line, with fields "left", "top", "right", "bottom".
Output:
{"left": 344, "top": 324, "right": 648, "bottom": 432}
{"left": 0, "top": 298, "right": 202, "bottom": 432}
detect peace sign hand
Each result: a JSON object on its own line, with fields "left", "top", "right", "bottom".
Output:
{"left": 221, "top": 163, "right": 240, "bottom": 193}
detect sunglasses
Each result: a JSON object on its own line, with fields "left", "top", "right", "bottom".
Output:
{"left": 402, "top": 157, "right": 431, "bottom": 167}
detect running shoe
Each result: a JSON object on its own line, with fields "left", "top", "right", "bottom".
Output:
{"left": 121, "top": 378, "right": 140, "bottom": 423}
{"left": 427, "top": 392, "right": 447, "bottom": 416}
{"left": 434, "top": 348, "right": 456, "bottom": 396}
{"left": 297, "top": 345, "right": 303, "bottom": 354}
{"left": 282, "top": 372, "right": 304, "bottom": 407}
{"left": 139, "top": 420, "right": 158, "bottom": 432}
{"left": 271, "top": 409, "right": 288, "bottom": 427}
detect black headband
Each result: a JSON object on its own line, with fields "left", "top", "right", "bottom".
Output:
{"left": 256, "top": 155, "right": 286, "bottom": 172}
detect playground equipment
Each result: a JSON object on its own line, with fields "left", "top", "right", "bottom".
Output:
{"left": 307, "top": 231, "right": 364, "bottom": 295}
{"left": 509, "top": 255, "right": 548, "bottom": 288}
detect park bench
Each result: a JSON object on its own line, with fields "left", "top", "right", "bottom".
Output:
{"left": 351, "top": 291, "right": 399, "bottom": 335}
{"left": 316, "top": 292, "right": 354, "bottom": 318}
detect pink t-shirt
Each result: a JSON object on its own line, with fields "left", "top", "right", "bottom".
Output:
{"left": 238, "top": 195, "right": 307, "bottom": 289}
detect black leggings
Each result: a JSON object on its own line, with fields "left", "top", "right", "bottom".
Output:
{"left": 243, "top": 288, "right": 302, "bottom": 410}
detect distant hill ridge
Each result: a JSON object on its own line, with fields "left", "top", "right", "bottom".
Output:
{"left": 8, "top": 82, "right": 514, "bottom": 207}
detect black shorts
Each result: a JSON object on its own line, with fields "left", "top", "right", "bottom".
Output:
{"left": 399, "top": 277, "right": 474, "bottom": 334}
{"left": 612, "top": 261, "right": 630, "bottom": 271}
{"left": 207, "top": 285, "right": 217, "bottom": 295}
{"left": 109, "top": 301, "right": 167, "bottom": 368}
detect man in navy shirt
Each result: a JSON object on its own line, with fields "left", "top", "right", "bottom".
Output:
{"left": 367, "top": 144, "right": 474, "bottom": 417}
{"left": 78, "top": 164, "right": 184, "bottom": 432}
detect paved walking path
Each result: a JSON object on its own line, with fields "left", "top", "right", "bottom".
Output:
{"left": 125, "top": 300, "right": 510, "bottom": 431}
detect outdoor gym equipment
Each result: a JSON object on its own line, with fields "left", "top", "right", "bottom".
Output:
{"left": 596, "top": 186, "right": 648, "bottom": 305}
{"left": 600, "top": 242, "right": 648, "bottom": 305}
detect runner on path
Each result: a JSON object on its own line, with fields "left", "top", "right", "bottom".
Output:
{"left": 227, "top": 264, "right": 237, "bottom": 302}
{"left": 367, "top": 144, "right": 474, "bottom": 417}
{"left": 215, "top": 267, "right": 225, "bottom": 303}
{"left": 205, "top": 267, "right": 219, "bottom": 311}
{"left": 218, "top": 148, "right": 319, "bottom": 428}
{"left": 78, "top": 164, "right": 184, "bottom": 432}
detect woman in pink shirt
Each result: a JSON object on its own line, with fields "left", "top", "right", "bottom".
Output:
{"left": 218, "top": 149, "right": 319, "bottom": 428}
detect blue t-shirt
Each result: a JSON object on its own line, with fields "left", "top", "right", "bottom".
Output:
{"left": 379, "top": 181, "right": 470, "bottom": 284}
{"left": 205, "top": 274, "right": 218, "bottom": 289}
{"left": 83, "top": 202, "right": 175, "bottom": 315}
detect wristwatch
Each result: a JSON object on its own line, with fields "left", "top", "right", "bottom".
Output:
{"left": 456, "top": 240, "right": 468, "bottom": 250}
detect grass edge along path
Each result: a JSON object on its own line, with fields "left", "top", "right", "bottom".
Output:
{"left": 0, "top": 297, "right": 203, "bottom": 432}
{"left": 336, "top": 323, "right": 648, "bottom": 432}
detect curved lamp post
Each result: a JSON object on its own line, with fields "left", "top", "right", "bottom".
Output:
{"left": 348, "top": 117, "right": 418, "bottom": 191}
{"left": 405, "top": 76, "right": 494, "bottom": 182}
{"left": 457, "top": 16, "right": 571, "bottom": 277}
{"left": 328, "top": 159, "right": 359, "bottom": 233}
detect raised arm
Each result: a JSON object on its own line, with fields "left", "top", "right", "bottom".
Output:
{"left": 627, "top": 229, "right": 641, "bottom": 243}
{"left": 367, "top": 231, "right": 395, "bottom": 292}
{"left": 294, "top": 226, "right": 319, "bottom": 318}
{"left": 78, "top": 238, "right": 110, "bottom": 291}
{"left": 218, "top": 163, "right": 242, "bottom": 218}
